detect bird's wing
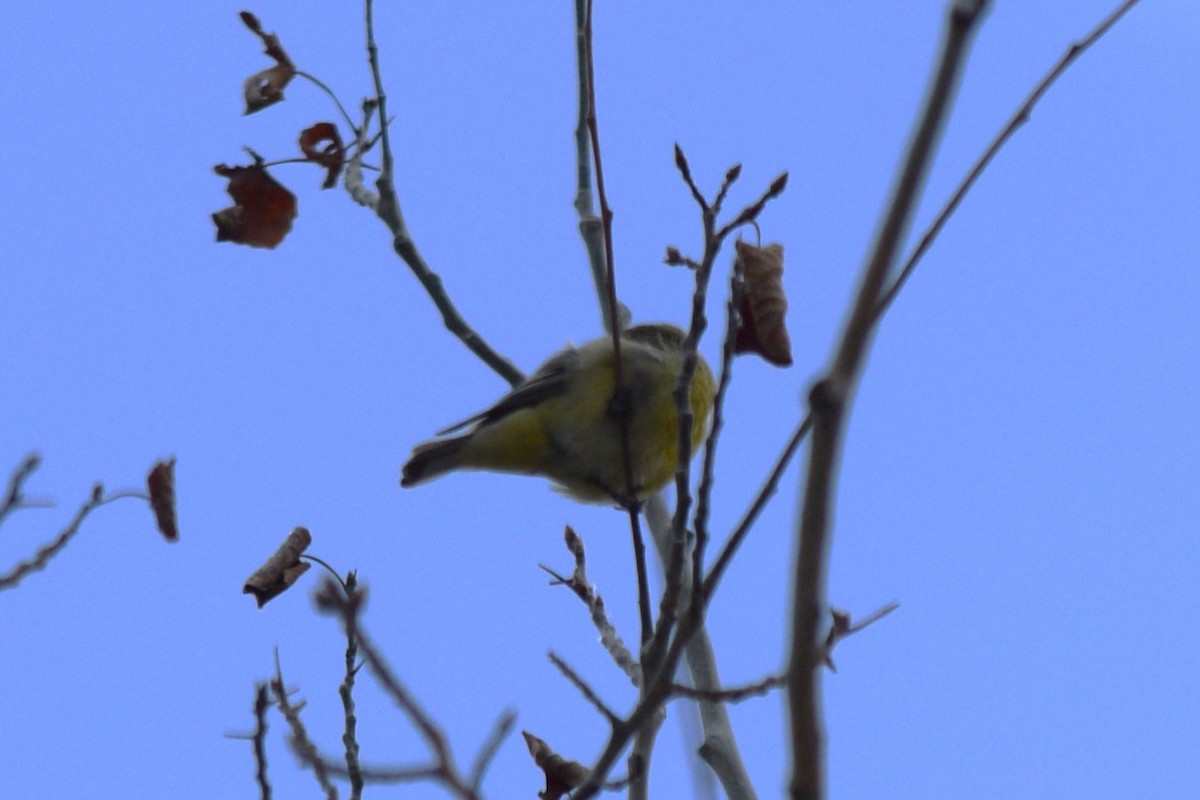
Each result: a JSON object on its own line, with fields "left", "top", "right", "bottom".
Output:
{"left": 435, "top": 346, "right": 579, "bottom": 435}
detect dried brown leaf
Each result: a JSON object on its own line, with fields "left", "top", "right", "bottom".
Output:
{"left": 146, "top": 458, "right": 179, "bottom": 541}
{"left": 734, "top": 240, "right": 793, "bottom": 367}
{"left": 299, "top": 122, "right": 345, "bottom": 189}
{"left": 239, "top": 11, "right": 295, "bottom": 114}
{"left": 243, "top": 527, "right": 313, "bottom": 607}
{"left": 213, "top": 162, "right": 297, "bottom": 249}
{"left": 522, "top": 731, "right": 588, "bottom": 800}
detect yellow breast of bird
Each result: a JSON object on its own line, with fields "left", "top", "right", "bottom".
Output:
{"left": 533, "top": 337, "right": 706, "bottom": 500}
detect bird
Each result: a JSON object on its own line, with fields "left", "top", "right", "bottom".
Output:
{"left": 400, "top": 323, "right": 714, "bottom": 503}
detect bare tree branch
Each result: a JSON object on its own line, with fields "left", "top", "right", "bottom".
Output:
{"left": 271, "top": 653, "right": 339, "bottom": 800}
{"left": 362, "top": 0, "right": 523, "bottom": 387}
{"left": 877, "top": 0, "right": 1145, "bottom": 321}
{"left": 644, "top": 497, "right": 758, "bottom": 800}
{"left": 337, "top": 571, "right": 364, "bottom": 800}
{"left": 822, "top": 604, "right": 900, "bottom": 673}
{"left": 252, "top": 683, "right": 273, "bottom": 800}
{"left": 574, "top": 0, "right": 657, "bottom": 669}
{"left": 0, "top": 457, "right": 155, "bottom": 592}
{"left": 671, "top": 674, "right": 785, "bottom": 704}
{"left": 572, "top": 0, "right": 626, "bottom": 333}
{"left": 0, "top": 452, "right": 41, "bottom": 527}
{"left": 313, "top": 577, "right": 511, "bottom": 799}
{"left": 467, "top": 711, "right": 517, "bottom": 794}
{"left": 548, "top": 651, "right": 621, "bottom": 726}
{"left": 541, "top": 526, "right": 640, "bottom": 684}
{"left": 788, "top": 4, "right": 989, "bottom": 798}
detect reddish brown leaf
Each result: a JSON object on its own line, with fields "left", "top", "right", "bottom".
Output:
{"left": 299, "top": 122, "right": 345, "bottom": 189}
{"left": 146, "top": 458, "right": 178, "bottom": 542}
{"left": 239, "top": 11, "right": 295, "bottom": 114}
{"left": 213, "top": 162, "right": 297, "bottom": 248}
{"left": 522, "top": 731, "right": 588, "bottom": 800}
{"left": 734, "top": 240, "right": 793, "bottom": 367}
{"left": 243, "top": 527, "right": 313, "bottom": 608}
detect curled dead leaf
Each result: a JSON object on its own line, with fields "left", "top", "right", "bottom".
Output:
{"left": 522, "top": 731, "right": 588, "bottom": 800}
{"left": 239, "top": 11, "right": 295, "bottom": 114}
{"left": 299, "top": 122, "right": 345, "bottom": 189}
{"left": 146, "top": 458, "right": 178, "bottom": 542}
{"left": 734, "top": 240, "right": 793, "bottom": 367}
{"left": 243, "top": 527, "right": 313, "bottom": 608}
{"left": 213, "top": 161, "right": 297, "bottom": 249}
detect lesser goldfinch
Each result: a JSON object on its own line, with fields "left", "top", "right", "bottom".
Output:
{"left": 400, "top": 323, "right": 714, "bottom": 503}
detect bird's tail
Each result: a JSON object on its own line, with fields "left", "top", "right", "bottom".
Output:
{"left": 400, "top": 435, "right": 470, "bottom": 487}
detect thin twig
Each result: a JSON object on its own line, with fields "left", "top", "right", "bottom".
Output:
{"left": 711, "top": 164, "right": 743, "bottom": 220}
{"left": 344, "top": 99, "right": 380, "bottom": 210}
{"left": 692, "top": 259, "right": 745, "bottom": 599}
{"left": 644, "top": 497, "right": 760, "bottom": 800}
{"left": 363, "top": 0, "right": 523, "bottom": 387}
{"left": 645, "top": 148, "right": 788, "bottom": 682}
{"left": 548, "top": 651, "right": 621, "bottom": 726}
{"left": 541, "top": 527, "right": 640, "bottom": 683}
{"left": 0, "top": 457, "right": 164, "bottom": 591}
{"left": 252, "top": 683, "right": 272, "bottom": 800}
{"left": 0, "top": 453, "right": 41, "bottom": 527}
{"left": 314, "top": 577, "right": 505, "bottom": 799}
{"left": 272, "top": 653, "right": 338, "bottom": 800}
{"left": 572, "top": 0, "right": 623, "bottom": 333}
{"left": 295, "top": 70, "right": 357, "bottom": 133}
{"left": 337, "top": 572, "right": 364, "bottom": 800}
{"left": 716, "top": 173, "right": 790, "bottom": 240}
{"left": 319, "top": 582, "right": 453, "bottom": 776}
{"left": 321, "top": 761, "right": 442, "bottom": 784}
{"left": 667, "top": 145, "right": 719, "bottom": 631}
{"left": 670, "top": 673, "right": 785, "bottom": 704}
{"left": 0, "top": 483, "right": 130, "bottom": 592}
{"left": 876, "top": 0, "right": 1145, "bottom": 322}
{"left": 659, "top": 154, "right": 787, "bottom": 800}
{"left": 467, "top": 711, "right": 517, "bottom": 793}
{"left": 578, "top": 0, "right": 652, "bottom": 652}
{"left": 542, "top": 563, "right": 640, "bottom": 683}
{"left": 628, "top": 507, "right": 654, "bottom": 649}
{"left": 822, "top": 603, "right": 900, "bottom": 672}
{"left": 603, "top": 151, "right": 786, "bottom": 800}
{"left": 570, "top": 656, "right": 678, "bottom": 800}
{"left": 704, "top": 0, "right": 1144, "bottom": 632}
{"left": 581, "top": 0, "right": 621, "bottom": 342}
{"left": 704, "top": 413, "right": 812, "bottom": 600}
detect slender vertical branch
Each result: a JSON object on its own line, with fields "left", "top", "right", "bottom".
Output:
{"left": 315, "top": 578, "right": 510, "bottom": 799}
{"left": 338, "top": 572, "right": 364, "bottom": 800}
{"left": 573, "top": 0, "right": 622, "bottom": 333}
{"left": 252, "top": 683, "right": 272, "bottom": 800}
{"left": 645, "top": 157, "right": 786, "bottom": 680}
{"left": 272, "top": 654, "right": 339, "bottom": 800}
{"left": 692, "top": 264, "right": 744, "bottom": 597}
{"left": 643, "top": 498, "right": 760, "bottom": 800}
{"left": 628, "top": 508, "right": 654, "bottom": 647}
{"left": 579, "top": 0, "right": 652, "bottom": 656}
{"left": 578, "top": 8, "right": 661, "bottom": 797}
{"left": 582, "top": 0, "right": 620, "bottom": 343}
{"left": 787, "top": 4, "right": 989, "bottom": 799}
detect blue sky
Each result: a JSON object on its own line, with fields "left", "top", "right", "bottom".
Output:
{"left": 2, "top": 1, "right": 1197, "bottom": 798}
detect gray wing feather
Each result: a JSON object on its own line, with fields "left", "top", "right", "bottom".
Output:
{"left": 435, "top": 346, "right": 579, "bottom": 435}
